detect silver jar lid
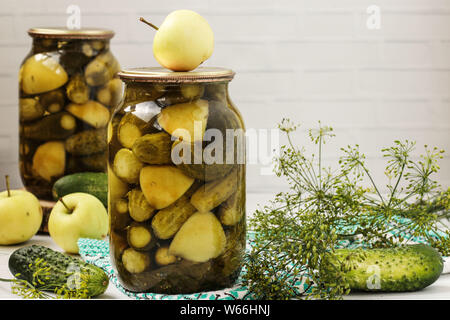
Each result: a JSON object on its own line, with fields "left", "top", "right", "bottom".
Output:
{"left": 28, "top": 27, "right": 115, "bottom": 40}
{"left": 118, "top": 67, "right": 235, "bottom": 83}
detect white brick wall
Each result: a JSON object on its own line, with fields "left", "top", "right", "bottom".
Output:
{"left": 0, "top": 0, "right": 449, "bottom": 195}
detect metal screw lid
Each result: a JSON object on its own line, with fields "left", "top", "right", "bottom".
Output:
{"left": 28, "top": 27, "right": 115, "bottom": 40}
{"left": 118, "top": 67, "right": 235, "bottom": 83}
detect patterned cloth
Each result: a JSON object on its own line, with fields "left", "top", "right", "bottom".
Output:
{"left": 78, "top": 237, "right": 251, "bottom": 300}
{"left": 78, "top": 223, "right": 449, "bottom": 300}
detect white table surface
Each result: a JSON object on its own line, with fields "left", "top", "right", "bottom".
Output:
{"left": 0, "top": 193, "right": 449, "bottom": 300}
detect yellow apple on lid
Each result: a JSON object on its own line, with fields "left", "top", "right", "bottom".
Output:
{"left": 140, "top": 10, "right": 214, "bottom": 71}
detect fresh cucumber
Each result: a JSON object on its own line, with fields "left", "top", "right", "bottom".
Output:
{"left": 52, "top": 172, "right": 107, "bottom": 207}
{"left": 8, "top": 245, "right": 109, "bottom": 297}
{"left": 322, "top": 244, "right": 444, "bottom": 292}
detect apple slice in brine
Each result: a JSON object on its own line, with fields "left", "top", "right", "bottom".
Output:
{"left": 139, "top": 165, "right": 194, "bottom": 209}
{"left": 157, "top": 99, "right": 208, "bottom": 142}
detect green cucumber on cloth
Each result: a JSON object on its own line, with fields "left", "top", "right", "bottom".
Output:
{"left": 321, "top": 244, "right": 444, "bottom": 292}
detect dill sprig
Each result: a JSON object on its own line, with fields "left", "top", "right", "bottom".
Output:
{"left": 242, "top": 119, "right": 449, "bottom": 300}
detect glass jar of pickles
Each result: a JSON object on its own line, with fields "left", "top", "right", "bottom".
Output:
{"left": 19, "top": 28, "right": 121, "bottom": 200}
{"left": 109, "top": 67, "right": 246, "bottom": 294}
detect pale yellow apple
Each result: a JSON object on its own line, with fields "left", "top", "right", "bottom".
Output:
{"left": 139, "top": 165, "right": 194, "bottom": 209}
{"left": 48, "top": 193, "right": 108, "bottom": 254}
{"left": 0, "top": 190, "right": 43, "bottom": 245}
{"left": 169, "top": 211, "right": 226, "bottom": 262}
{"left": 153, "top": 10, "right": 214, "bottom": 71}
{"left": 20, "top": 53, "right": 68, "bottom": 94}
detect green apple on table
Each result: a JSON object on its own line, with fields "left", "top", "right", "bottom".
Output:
{"left": 48, "top": 192, "right": 108, "bottom": 254}
{"left": 140, "top": 9, "right": 214, "bottom": 71}
{"left": 0, "top": 175, "right": 43, "bottom": 245}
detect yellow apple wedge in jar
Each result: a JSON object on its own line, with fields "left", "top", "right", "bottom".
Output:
{"left": 66, "top": 100, "right": 110, "bottom": 129}
{"left": 139, "top": 165, "right": 194, "bottom": 209}
{"left": 32, "top": 141, "right": 66, "bottom": 182}
{"left": 48, "top": 193, "right": 108, "bottom": 254}
{"left": 20, "top": 53, "right": 68, "bottom": 94}
{"left": 0, "top": 176, "right": 43, "bottom": 245}
{"left": 140, "top": 10, "right": 214, "bottom": 72}
{"left": 157, "top": 99, "right": 209, "bottom": 142}
{"left": 168, "top": 211, "right": 226, "bottom": 263}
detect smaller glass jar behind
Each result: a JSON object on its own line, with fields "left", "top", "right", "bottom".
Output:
{"left": 19, "top": 28, "right": 122, "bottom": 200}
{"left": 108, "top": 67, "right": 246, "bottom": 294}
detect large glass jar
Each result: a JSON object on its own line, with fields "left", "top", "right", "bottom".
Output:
{"left": 108, "top": 67, "right": 246, "bottom": 294}
{"left": 19, "top": 28, "right": 121, "bottom": 200}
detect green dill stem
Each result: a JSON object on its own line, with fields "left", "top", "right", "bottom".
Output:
{"left": 5, "top": 175, "right": 11, "bottom": 197}
{"left": 437, "top": 219, "right": 449, "bottom": 231}
{"left": 285, "top": 131, "right": 319, "bottom": 191}
{"left": 294, "top": 163, "right": 317, "bottom": 193}
{"left": 304, "top": 159, "right": 320, "bottom": 191}
{"left": 356, "top": 159, "right": 386, "bottom": 206}
{"left": 281, "top": 162, "right": 304, "bottom": 190}
{"left": 394, "top": 190, "right": 418, "bottom": 208}
{"left": 410, "top": 160, "right": 433, "bottom": 201}
{"left": 251, "top": 238, "right": 276, "bottom": 256}
{"left": 318, "top": 133, "right": 322, "bottom": 190}
{"left": 286, "top": 130, "right": 296, "bottom": 151}
{"left": 139, "top": 17, "right": 159, "bottom": 31}
{"left": 288, "top": 156, "right": 317, "bottom": 193}
{"left": 388, "top": 162, "right": 406, "bottom": 207}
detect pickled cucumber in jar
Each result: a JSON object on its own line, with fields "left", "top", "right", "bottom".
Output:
{"left": 108, "top": 68, "right": 246, "bottom": 294}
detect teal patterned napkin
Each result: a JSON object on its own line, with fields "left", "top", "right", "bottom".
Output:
{"left": 78, "top": 237, "right": 253, "bottom": 300}
{"left": 78, "top": 219, "right": 448, "bottom": 300}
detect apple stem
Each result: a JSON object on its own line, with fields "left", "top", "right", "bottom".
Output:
{"left": 59, "top": 197, "right": 73, "bottom": 214}
{"left": 5, "top": 175, "right": 10, "bottom": 197}
{"left": 139, "top": 17, "right": 159, "bottom": 31}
